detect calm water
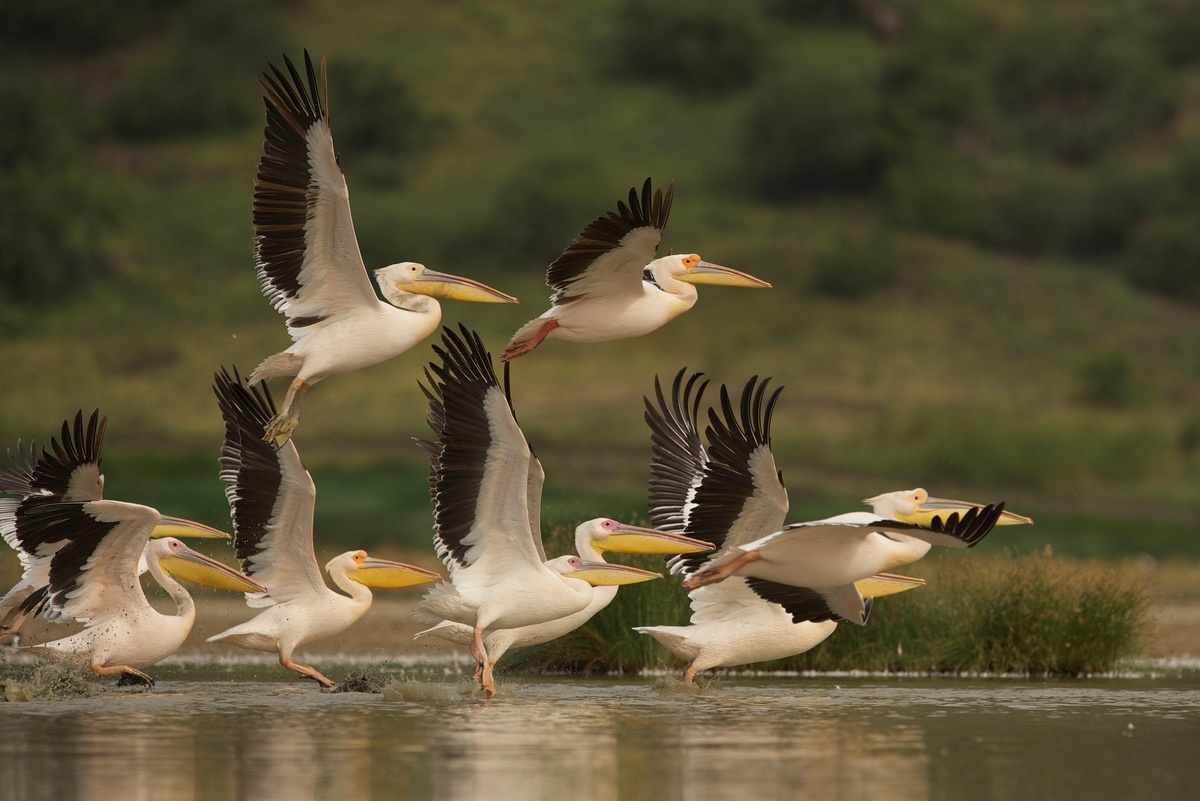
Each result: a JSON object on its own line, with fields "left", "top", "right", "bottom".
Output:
{"left": 0, "top": 666, "right": 1197, "bottom": 801}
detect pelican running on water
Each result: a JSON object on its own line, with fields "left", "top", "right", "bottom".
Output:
{"left": 250, "top": 51, "right": 518, "bottom": 445}
{"left": 0, "top": 410, "right": 233, "bottom": 642}
{"left": 206, "top": 368, "right": 441, "bottom": 688}
{"left": 414, "top": 512, "right": 711, "bottom": 678}
{"left": 0, "top": 414, "right": 264, "bottom": 685}
{"left": 414, "top": 325, "right": 676, "bottom": 697}
{"left": 642, "top": 370, "right": 1031, "bottom": 620}
{"left": 501, "top": 179, "right": 770, "bottom": 361}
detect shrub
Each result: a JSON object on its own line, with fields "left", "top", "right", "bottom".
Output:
{"left": 884, "top": 147, "right": 987, "bottom": 240}
{"left": 108, "top": 52, "right": 255, "bottom": 140}
{"left": 808, "top": 231, "right": 900, "bottom": 299}
{"left": 1124, "top": 214, "right": 1200, "bottom": 304}
{"left": 0, "top": 80, "right": 109, "bottom": 304}
{"left": 1077, "top": 351, "right": 1136, "bottom": 408}
{"left": 616, "top": 0, "right": 766, "bottom": 94}
{"left": 325, "top": 60, "right": 432, "bottom": 156}
{"left": 782, "top": 550, "right": 1147, "bottom": 675}
{"left": 0, "top": 0, "right": 155, "bottom": 52}
{"left": 741, "top": 62, "right": 884, "bottom": 198}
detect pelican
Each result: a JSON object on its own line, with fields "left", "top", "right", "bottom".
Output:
{"left": 636, "top": 573, "right": 926, "bottom": 684}
{"left": 500, "top": 178, "right": 770, "bottom": 361}
{"left": 643, "top": 369, "right": 1033, "bottom": 622}
{"left": 249, "top": 51, "right": 518, "bottom": 445}
{"left": 413, "top": 517, "right": 711, "bottom": 677}
{"left": 14, "top": 498, "right": 264, "bottom": 685}
{"left": 0, "top": 411, "right": 232, "bottom": 640}
{"left": 414, "top": 325, "right": 672, "bottom": 697}
{"left": 205, "top": 368, "right": 441, "bottom": 688}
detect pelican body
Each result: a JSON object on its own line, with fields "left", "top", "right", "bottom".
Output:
{"left": 250, "top": 51, "right": 516, "bottom": 444}
{"left": 27, "top": 518, "right": 264, "bottom": 685}
{"left": 502, "top": 179, "right": 769, "bottom": 360}
{"left": 635, "top": 574, "right": 925, "bottom": 684}
{"left": 207, "top": 368, "right": 439, "bottom": 688}
{"left": 415, "top": 517, "right": 710, "bottom": 671}
{"left": 416, "top": 325, "right": 670, "bottom": 696}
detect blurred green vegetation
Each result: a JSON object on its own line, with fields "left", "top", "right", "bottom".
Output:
{"left": 2, "top": 0, "right": 1200, "bottom": 582}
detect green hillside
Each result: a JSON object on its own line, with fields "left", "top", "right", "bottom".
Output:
{"left": 3, "top": 0, "right": 1200, "bottom": 563}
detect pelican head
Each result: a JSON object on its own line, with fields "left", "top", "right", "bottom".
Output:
{"left": 329, "top": 550, "right": 442, "bottom": 588}
{"left": 375, "top": 262, "right": 518, "bottom": 304}
{"left": 550, "top": 556, "right": 662, "bottom": 586}
{"left": 661, "top": 254, "right": 772, "bottom": 288}
{"left": 150, "top": 515, "right": 230, "bottom": 540}
{"left": 864, "top": 488, "right": 1034, "bottom": 527}
{"left": 154, "top": 538, "right": 267, "bottom": 593}
{"left": 576, "top": 518, "right": 713, "bottom": 556}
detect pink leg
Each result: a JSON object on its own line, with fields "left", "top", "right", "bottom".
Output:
{"left": 501, "top": 319, "right": 559, "bottom": 361}
{"left": 682, "top": 550, "right": 762, "bottom": 590}
{"left": 281, "top": 654, "right": 336, "bottom": 688}
{"left": 470, "top": 627, "right": 496, "bottom": 697}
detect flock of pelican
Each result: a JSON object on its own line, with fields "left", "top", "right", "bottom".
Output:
{"left": 0, "top": 51, "right": 1031, "bottom": 695}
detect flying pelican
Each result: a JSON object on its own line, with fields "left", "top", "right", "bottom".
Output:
{"left": 0, "top": 410, "right": 232, "bottom": 640}
{"left": 636, "top": 573, "right": 926, "bottom": 684}
{"left": 500, "top": 178, "right": 770, "bottom": 361}
{"left": 205, "top": 368, "right": 441, "bottom": 688}
{"left": 413, "top": 517, "right": 711, "bottom": 678}
{"left": 643, "top": 369, "right": 1033, "bottom": 623}
{"left": 415, "top": 325, "right": 671, "bottom": 697}
{"left": 249, "top": 51, "right": 518, "bottom": 445}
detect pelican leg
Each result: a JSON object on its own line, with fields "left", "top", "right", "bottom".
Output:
{"left": 682, "top": 550, "right": 763, "bottom": 590}
{"left": 469, "top": 627, "right": 496, "bottom": 697}
{"left": 501, "top": 319, "right": 558, "bottom": 361}
{"left": 264, "top": 377, "right": 309, "bottom": 447}
{"left": 683, "top": 663, "right": 699, "bottom": 685}
{"left": 280, "top": 654, "right": 336, "bottom": 688}
{"left": 94, "top": 663, "right": 155, "bottom": 688}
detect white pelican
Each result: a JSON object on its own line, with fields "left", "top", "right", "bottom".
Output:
{"left": 636, "top": 573, "right": 926, "bottom": 684}
{"left": 16, "top": 498, "right": 264, "bottom": 685}
{"left": 415, "top": 325, "right": 670, "bottom": 697}
{"left": 500, "top": 178, "right": 770, "bottom": 361}
{"left": 413, "top": 517, "right": 711, "bottom": 677}
{"left": 250, "top": 51, "right": 518, "bottom": 445}
{"left": 0, "top": 410, "right": 231, "bottom": 640}
{"left": 643, "top": 369, "right": 1033, "bottom": 622}
{"left": 205, "top": 368, "right": 441, "bottom": 688}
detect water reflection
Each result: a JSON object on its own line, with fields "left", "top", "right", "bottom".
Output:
{"left": 0, "top": 676, "right": 1197, "bottom": 801}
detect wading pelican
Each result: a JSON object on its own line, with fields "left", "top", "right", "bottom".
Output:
{"left": 0, "top": 411, "right": 231, "bottom": 640}
{"left": 642, "top": 370, "right": 1031, "bottom": 616}
{"left": 250, "top": 51, "right": 518, "bottom": 445}
{"left": 414, "top": 325, "right": 669, "bottom": 697}
{"left": 15, "top": 499, "right": 263, "bottom": 686}
{"left": 206, "top": 368, "right": 441, "bottom": 688}
{"left": 636, "top": 573, "right": 926, "bottom": 684}
{"left": 501, "top": 178, "right": 770, "bottom": 361}
{"left": 414, "top": 517, "right": 711, "bottom": 678}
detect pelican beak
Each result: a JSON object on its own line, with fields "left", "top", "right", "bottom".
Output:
{"left": 159, "top": 547, "right": 266, "bottom": 593}
{"left": 568, "top": 561, "right": 661, "bottom": 587}
{"left": 854, "top": 573, "right": 927, "bottom": 598}
{"left": 350, "top": 558, "right": 441, "bottom": 588}
{"left": 677, "top": 261, "right": 772, "bottom": 289}
{"left": 909, "top": 497, "right": 1035, "bottom": 527}
{"left": 150, "top": 515, "right": 231, "bottom": 540}
{"left": 592, "top": 524, "right": 713, "bottom": 555}
{"left": 409, "top": 270, "right": 519, "bottom": 303}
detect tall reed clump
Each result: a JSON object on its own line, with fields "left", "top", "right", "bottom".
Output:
{"left": 512, "top": 541, "right": 1149, "bottom": 676}
{"left": 783, "top": 549, "right": 1148, "bottom": 675}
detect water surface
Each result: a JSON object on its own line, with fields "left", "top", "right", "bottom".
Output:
{"left": 1, "top": 667, "right": 1196, "bottom": 801}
